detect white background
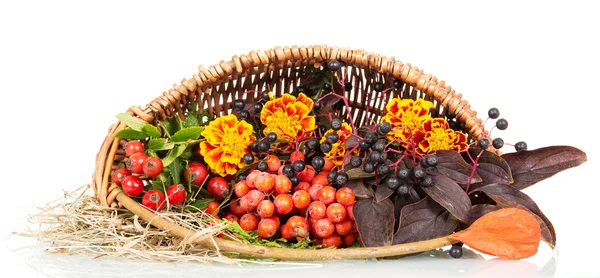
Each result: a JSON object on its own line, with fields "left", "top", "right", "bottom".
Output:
{"left": 1, "top": 0, "right": 598, "bottom": 277}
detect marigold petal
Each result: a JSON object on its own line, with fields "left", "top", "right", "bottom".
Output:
{"left": 296, "top": 93, "right": 314, "bottom": 110}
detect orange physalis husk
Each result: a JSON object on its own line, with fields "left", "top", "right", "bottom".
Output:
{"left": 450, "top": 208, "right": 541, "bottom": 260}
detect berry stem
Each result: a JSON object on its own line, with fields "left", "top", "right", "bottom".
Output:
{"left": 465, "top": 149, "right": 485, "bottom": 193}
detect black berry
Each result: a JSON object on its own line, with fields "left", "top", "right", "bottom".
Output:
{"left": 320, "top": 142, "right": 332, "bottom": 153}
{"left": 327, "top": 171, "right": 338, "bottom": 183}
{"left": 373, "top": 82, "right": 384, "bottom": 92}
{"left": 492, "top": 138, "right": 504, "bottom": 149}
{"left": 233, "top": 99, "right": 245, "bottom": 110}
{"left": 515, "top": 141, "right": 528, "bottom": 151}
{"left": 336, "top": 173, "right": 349, "bottom": 185}
{"left": 239, "top": 110, "right": 249, "bottom": 120}
{"left": 267, "top": 132, "right": 277, "bottom": 143}
{"left": 290, "top": 176, "right": 300, "bottom": 187}
{"left": 386, "top": 176, "right": 400, "bottom": 189}
{"left": 253, "top": 102, "right": 263, "bottom": 113}
{"left": 488, "top": 107, "right": 500, "bottom": 119}
{"left": 425, "top": 155, "right": 438, "bottom": 167}
{"left": 420, "top": 176, "right": 433, "bottom": 187}
{"left": 257, "top": 161, "right": 268, "bottom": 172}
{"left": 236, "top": 174, "right": 248, "bottom": 182}
{"left": 243, "top": 153, "right": 255, "bottom": 165}
{"left": 282, "top": 165, "right": 294, "bottom": 178}
{"left": 397, "top": 168, "right": 410, "bottom": 179}
{"left": 365, "top": 132, "right": 378, "bottom": 144}
{"left": 396, "top": 184, "right": 409, "bottom": 195}
{"left": 350, "top": 156, "right": 362, "bottom": 168}
{"left": 358, "top": 140, "right": 371, "bottom": 151}
{"left": 393, "top": 79, "right": 404, "bottom": 89}
{"left": 312, "top": 156, "right": 325, "bottom": 170}
{"left": 293, "top": 160, "right": 306, "bottom": 172}
{"left": 367, "top": 151, "right": 381, "bottom": 164}
{"left": 379, "top": 152, "right": 388, "bottom": 163}
{"left": 307, "top": 138, "right": 320, "bottom": 149}
{"left": 496, "top": 118, "right": 508, "bottom": 130}
{"left": 323, "top": 83, "right": 332, "bottom": 92}
{"left": 250, "top": 141, "right": 259, "bottom": 153}
{"left": 363, "top": 163, "right": 375, "bottom": 173}
{"left": 331, "top": 119, "right": 342, "bottom": 130}
{"left": 449, "top": 245, "right": 463, "bottom": 259}
{"left": 377, "top": 122, "right": 392, "bottom": 135}
{"left": 258, "top": 140, "right": 270, "bottom": 152}
{"left": 296, "top": 86, "right": 306, "bottom": 94}
{"left": 262, "top": 90, "right": 270, "bottom": 101}
{"left": 328, "top": 60, "right": 341, "bottom": 71}
{"left": 326, "top": 132, "right": 339, "bottom": 144}
{"left": 378, "top": 164, "right": 390, "bottom": 175}
{"left": 373, "top": 141, "right": 385, "bottom": 152}
{"left": 413, "top": 167, "right": 426, "bottom": 179}
{"left": 478, "top": 138, "right": 490, "bottom": 150}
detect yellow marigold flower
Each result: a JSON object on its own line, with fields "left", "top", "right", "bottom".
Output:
{"left": 320, "top": 122, "right": 354, "bottom": 166}
{"left": 413, "top": 118, "right": 468, "bottom": 155}
{"left": 260, "top": 93, "right": 317, "bottom": 140}
{"left": 381, "top": 98, "right": 434, "bottom": 143}
{"left": 199, "top": 114, "right": 255, "bottom": 176}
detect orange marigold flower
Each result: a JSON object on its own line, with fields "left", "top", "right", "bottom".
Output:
{"left": 320, "top": 122, "right": 354, "bottom": 166}
{"left": 199, "top": 114, "right": 256, "bottom": 177}
{"left": 381, "top": 98, "right": 434, "bottom": 143}
{"left": 413, "top": 118, "right": 468, "bottom": 155}
{"left": 260, "top": 93, "right": 317, "bottom": 140}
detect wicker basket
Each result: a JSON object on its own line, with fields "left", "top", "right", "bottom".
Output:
{"left": 92, "top": 45, "right": 487, "bottom": 260}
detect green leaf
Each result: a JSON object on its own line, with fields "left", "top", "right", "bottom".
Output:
{"left": 161, "top": 116, "right": 182, "bottom": 137}
{"left": 169, "top": 158, "right": 184, "bottom": 185}
{"left": 143, "top": 124, "right": 161, "bottom": 138}
{"left": 114, "top": 128, "right": 148, "bottom": 140}
{"left": 171, "top": 127, "right": 204, "bottom": 142}
{"left": 179, "top": 144, "right": 195, "bottom": 160}
{"left": 152, "top": 180, "right": 165, "bottom": 191}
{"left": 185, "top": 198, "right": 214, "bottom": 211}
{"left": 116, "top": 113, "right": 146, "bottom": 131}
{"left": 162, "top": 144, "right": 186, "bottom": 167}
{"left": 182, "top": 114, "right": 199, "bottom": 128}
{"left": 148, "top": 138, "right": 175, "bottom": 151}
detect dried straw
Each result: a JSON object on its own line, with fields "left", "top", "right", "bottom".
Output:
{"left": 13, "top": 184, "right": 257, "bottom": 265}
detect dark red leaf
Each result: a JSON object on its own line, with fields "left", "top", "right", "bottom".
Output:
{"left": 354, "top": 198, "right": 395, "bottom": 247}
{"left": 421, "top": 174, "right": 471, "bottom": 222}
{"left": 346, "top": 180, "right": 374, "bottom": 199}
{"left": 465, "top": 149, "right": 512, "bottom": 190}
{"left": 375, "top": 186, "right": 395, "bottom": 203}
{"left": 502, "top": 146, "right": 587, "bottom": 190}
{"left": 471, "top": 183, "right": 556, "bottom": 245}
{"left": 393, "top": 197, "right": 458, "bottom": 244}
{"left": 393, "top": 189, "right": 421, "bottom": 230}
{"left": 345, "top": 136, "right": 359, "bottom": 149}
{"left": 431, "top": 150, "right": 482, "bottom": 186}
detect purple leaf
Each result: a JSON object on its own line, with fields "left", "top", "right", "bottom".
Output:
{"left": 502, "top": 146, "right": 587, "bottom": 190}
{"left": 393, "top": 197, "right": 458, "bottom": 244}
{"left": 421, "top": 175, "right": 471, "bottom": 222}
{"left": 354, "top": 198, "right": 395, "bottom": 247}
{"left": 431, "top": 150, "right": 482, "bottom": 186}
{"left": 375, "top": 186, "right": 395, "bottom": 203}
{"left": 471, "top": 183, "right": 556, "bottom": 245}
{"left": 346, "top": 180, "right": 374, "bottom": 199}
{"left": 466, "top": 149, "right": 512, "bottom": 190}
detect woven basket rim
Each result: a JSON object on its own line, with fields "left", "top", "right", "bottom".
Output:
{"left": 92, "top": 45, "right": 488, "bottom": 260}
